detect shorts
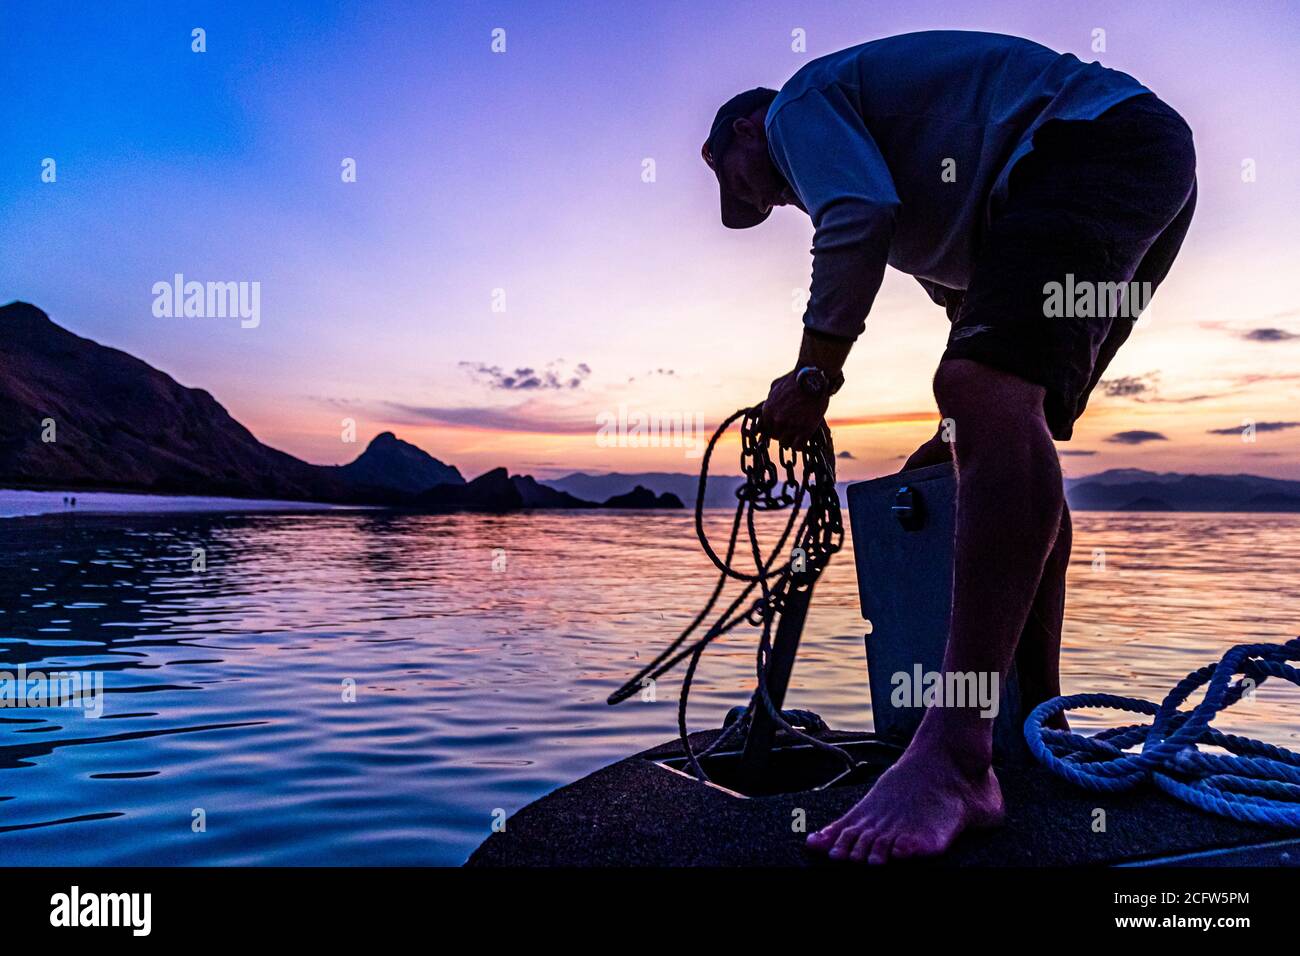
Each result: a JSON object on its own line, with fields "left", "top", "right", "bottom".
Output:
{"left": 940, "top": 93, "right": 1198, "bottom": 440}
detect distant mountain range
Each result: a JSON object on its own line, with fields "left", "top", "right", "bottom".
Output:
{"left": 1063, "top": 470, "right": 1300, "bottom": 512}
{"left": 413, "top": 469, "right": 682, "bottom": 512}
{"left": 547, "top": 468, "right": 1300, "bottom": 513}
{"left": 543, "top": 472, "right": 748, "bottom": 509}
{"left": 0, "top": 302, "right": 679, "bottom": 512}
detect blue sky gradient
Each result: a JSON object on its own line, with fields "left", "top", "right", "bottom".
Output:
{"left": 2, "top": 1, "right": 1297, "bottom": 478}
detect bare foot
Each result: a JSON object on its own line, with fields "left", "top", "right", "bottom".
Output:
{"left": 806, "top": 743, "right": 1005, "bottom": 864}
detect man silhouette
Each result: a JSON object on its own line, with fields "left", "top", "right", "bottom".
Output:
{"left": 702, "top": 31, "right": 1196, "bottom": 863}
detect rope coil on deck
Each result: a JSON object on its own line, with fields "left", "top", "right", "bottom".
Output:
{"left": 1025, "top": 637, "right": 1300, "bottom": 829}
{"left": 606, "top": 405, "right": 855, "bottom": 785}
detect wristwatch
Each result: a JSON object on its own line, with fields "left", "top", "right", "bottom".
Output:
{"left": 795, "top": 366, "right": 845, "bottom": 398}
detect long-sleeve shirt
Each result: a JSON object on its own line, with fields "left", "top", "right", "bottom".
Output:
{"left": 765, "top": 31, "right": 1150, "bottom": 340}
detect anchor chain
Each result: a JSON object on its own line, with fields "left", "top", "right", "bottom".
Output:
{"left": 608, "top": 405, "right": 856, "bottom": 785}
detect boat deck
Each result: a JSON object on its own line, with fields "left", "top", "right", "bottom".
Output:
{"left": 467, "top": 729, "right": 1300, "bottom": 867}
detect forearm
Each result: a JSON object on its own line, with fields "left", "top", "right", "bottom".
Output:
{"left": 796, "top": 327, "right": 854, "bottom": 376}
{"left": 763, "top": 297, "right": 856, "bottom": 448}
{"left": 802, "top": 228, "right": 891, "bottom": 341}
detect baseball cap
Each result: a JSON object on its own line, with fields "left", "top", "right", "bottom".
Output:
{"left": 701, "top": 87, "right": 779, "bottom": 229}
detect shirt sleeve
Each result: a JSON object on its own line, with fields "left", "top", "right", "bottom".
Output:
{"left": 766, "top": 87, "right": 901, "bottom": 340}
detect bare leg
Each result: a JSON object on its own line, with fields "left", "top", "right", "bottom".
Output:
{"left": 1015, "top": 506, "right": 1071, "bottom": 729}
{"left": 902, "top": 424, "right": 1069, "bottom": 723}
{"left": 899, "top": 428, "right": 1070, "bottom": 727}
{"left": 807, "top": 359, "right": 1064, "bottom": 863}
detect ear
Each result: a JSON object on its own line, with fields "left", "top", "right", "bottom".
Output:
{"left": 731, "top": 116, "right": 757, "bottom": 142}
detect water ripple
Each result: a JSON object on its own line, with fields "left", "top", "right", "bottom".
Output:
{"left": 0, "top": 509, "right": 1296, "bottom": 864}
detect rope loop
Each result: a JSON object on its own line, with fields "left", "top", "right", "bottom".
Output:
{"left": 1026, "top": 637, "right": 1300, "bottom": 829}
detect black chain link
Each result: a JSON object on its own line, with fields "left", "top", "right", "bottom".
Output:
{"left": 607, "top": 404, "right": 849, "bottom": 783}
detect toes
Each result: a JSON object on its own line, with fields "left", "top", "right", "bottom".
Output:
{"left": 866, "top": 835, "right": 895, "bottom": 865}
{"left": 807, "top": 807, "right": 860, "bottom": 853}
{"left": 827, "top": 826, "right": 861, "bottom": 861}
{"left": 806, "top": 820, "right": 843, "bottom": 850}
{"left": 891, "top": 835, "right": 919, "bottom": 859}
{"left": 806, "top": 830, "right": 832, "bottom": 850}
{"left": 848, "top": 829, "right": 879, "bottom": 863}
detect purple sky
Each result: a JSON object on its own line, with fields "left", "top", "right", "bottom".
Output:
{"left": 2, "top": 0, "right": 1297, "bottom": 479}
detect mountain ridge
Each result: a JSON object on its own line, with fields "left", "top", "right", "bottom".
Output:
{"left": 328, "top": 431, "right": 463, "bottom": 495}
{"left": 0, "top": 301, "right": 373, "bottom": 502}
{"left": 0, "top": 303, "right": 681, "bottom": 511}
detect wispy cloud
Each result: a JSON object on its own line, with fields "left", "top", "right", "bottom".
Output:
{"left": 384, "top": 401, "right": 597, "bottom": 434}
{"left": 1199, "top": 318, "right": 1300, "bottom": 343}
{"left": 1100, "top": 375, "right": 1152, "bottom": 398}
{"left": 627, "top": 368, "right": 677, "bottom": 383}
{"left": 1105, "top": 430, "right": 1169, "bottom": 444}
{"left": 373, "top": 402, "right": 939, "bottom": 437}
{"left": 1230, "top": 371, "right": 1300, "bottom": 387}
{"left": 1098, "top": 372, "right": 1215, "bottom": 404}
{"left": 1206, "top": 420, "right": 1300, "bottom": 435}
{"left": 1059, "top": 449, "right": 1098, "bottom": 456}
{"left": 459, "top": 360, "right": 592, "bottom": 391}
{"left": 1242, "top": 327, "right": 1299, "bottom": 342}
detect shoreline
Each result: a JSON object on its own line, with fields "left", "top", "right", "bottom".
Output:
{"left": 0, "top": 487, "right": 371, "bottom": 520}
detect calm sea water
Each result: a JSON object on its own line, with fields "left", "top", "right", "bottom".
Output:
{"left": 1, "top": 509, "right": 1297, "bottom": 865}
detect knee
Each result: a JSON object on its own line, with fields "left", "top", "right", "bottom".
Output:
{"left": 932, "top": 359, "right": 1052, "bottom": 446}
{"left": 931, "top": 359, "right": 979, "bottom": 413}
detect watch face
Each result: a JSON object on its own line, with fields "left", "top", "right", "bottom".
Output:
{"left": 797, "top": 367, "right": 827, "bottom": 396}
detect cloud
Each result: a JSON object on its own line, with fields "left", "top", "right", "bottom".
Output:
{"left": 1201, "top": 318, "right": 1300, "bottom": 342}
{"left": 1206, "top": 421, "right": 1300, "bottom": 435}
{"left": 1105, "top": 430, "right": 1168, "bottom": 445}
{"left": 460, "top": 360, "right": 592, "bottom": 391}
{"left": 1231, "top": 371, "right": 1300, "bottom": 387}
{"left": 384, "top": 401, "right": 596, "bottom": 434}
{"left": 1242, "top": 328, "right": 1299, "bottom": 342}
{"left": 1058, "top": 449, "right": 1098, "bottom": 456}
{"left": 837, "top": 450, "right": 856, "bottom": 459}
{"left": 1098, "top": 372, "right": 1217, "bottom": 404}
{"left": 1100, "top": 375, "right": 1151, "bottom": 398}
{"left": 627, "top": 368, "right": 677, "bottom": 383}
